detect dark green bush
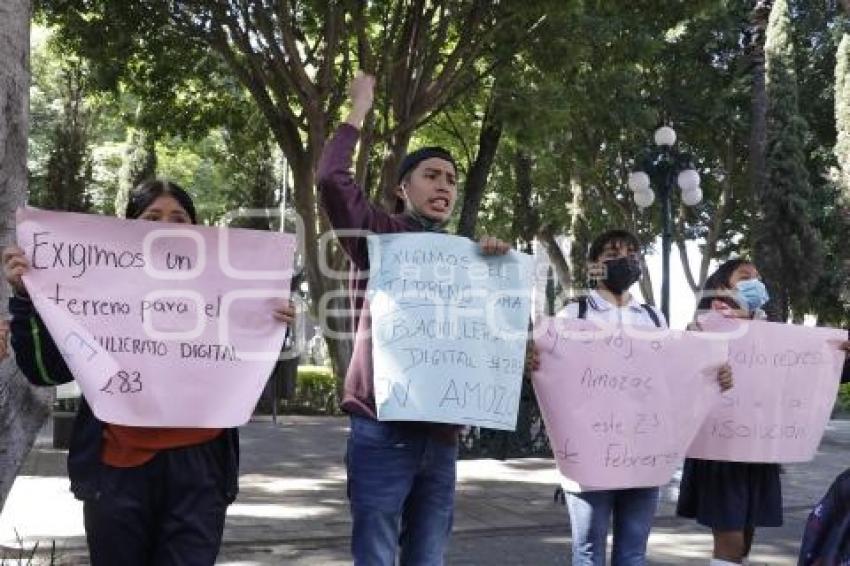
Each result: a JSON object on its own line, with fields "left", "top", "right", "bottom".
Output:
{"left": 279, "top": 365, "right": 340, "bottom": 415}
{"left": 836, "top": 383, "right": 850, "bottom": 416}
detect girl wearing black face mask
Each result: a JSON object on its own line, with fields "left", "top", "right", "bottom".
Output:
{"left": 586, "top": 231, "right": 644, "bottom": 306}
{"left": 596, "top": 254, "right": 643, "bottom": 296}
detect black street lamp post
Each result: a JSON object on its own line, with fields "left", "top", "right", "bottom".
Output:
{"left": 628, "top": 126, "right": 702, "bottom": 323}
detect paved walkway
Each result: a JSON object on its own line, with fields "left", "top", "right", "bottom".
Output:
{"left": 1, "top": 416, "right": 848, "bottom": 565}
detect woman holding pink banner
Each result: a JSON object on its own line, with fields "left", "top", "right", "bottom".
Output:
{"left": 3, "top": 180, "right": 294, "bottom": 566}
{"left": 676, "top": 259, "right": 778, "bottom": 566}
{"left": 676, "top": 258, "right": 849, "bottom": 566}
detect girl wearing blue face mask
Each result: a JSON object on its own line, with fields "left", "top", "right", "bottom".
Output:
{"left": 676, "top": 259, "right": 778, "bottom": 566}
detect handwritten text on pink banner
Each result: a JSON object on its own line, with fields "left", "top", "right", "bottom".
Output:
{"left": 16, "top": 207, "right": 296, "bottom": 427}
{"left": 534, "top": 317, "right": 727, "bottom": 490}
{"left": 686, "top": 316, "right": 844, "bottom": 463}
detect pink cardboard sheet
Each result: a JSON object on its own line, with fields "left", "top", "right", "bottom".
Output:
{"left": 534, "top": 317, "right": 727, "bottom": 489}
{"left": 686, "top": 315, "right": 844, "bottom": 463}
{"left": 16, "top": 207, "right": 296, "bottom": 427}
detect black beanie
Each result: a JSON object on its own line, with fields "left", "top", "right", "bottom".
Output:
{"left": 397, "top": 146, "right": 456, "bottom": 184}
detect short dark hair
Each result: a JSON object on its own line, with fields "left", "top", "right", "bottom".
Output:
{"left": 587, "top": 229, "right": 641, "bottom": 262}
{"left": 397, "top": 146, "right": 456, "bottom": 184}
{"left": 697, "top": 258, "right": 754, "bottom": 310}
{"left": 125, "top": 179, "right": 198, "bottom": 224}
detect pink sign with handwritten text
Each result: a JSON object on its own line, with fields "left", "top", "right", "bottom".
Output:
{"left": 16, "top": 207, "right": 296, "bottom": 427}
{"left": 533, "top": 317, "right": 727, "bottom": 490}
{"left": 686, "top": 316, "right": 844, "bottom": 463}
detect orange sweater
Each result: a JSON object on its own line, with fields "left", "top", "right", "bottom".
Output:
{"left": 102, "top": 424, "right": 223, "bottom": 467}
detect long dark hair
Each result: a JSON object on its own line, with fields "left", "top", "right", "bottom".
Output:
{"left": 125, "top": 179, "right": 198, "bottom": 224}
{"left": 697, "top": 258, "right": 753, "bottom": 311}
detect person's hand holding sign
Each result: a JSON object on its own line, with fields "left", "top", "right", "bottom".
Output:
{"left": 717, "top": 362, "right": 733, "bottom": 392}
{"left": 2, "top": 245, "right": 29, "bottom": 297}
{"left": 0, "top": 319, "right": 9, "bottom": 361}
{"left": 1, "top": 246, "right": 26, "bottom": 359}
{"left": 478, "top": 235, "right": 511, "bottom": 256}
{"left": 272, "top": 300, "right": 296, "bottom": 325}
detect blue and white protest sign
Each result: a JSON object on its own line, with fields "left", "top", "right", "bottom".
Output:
{"left": 367, "top": 233, "right": 534, "bottom": 430}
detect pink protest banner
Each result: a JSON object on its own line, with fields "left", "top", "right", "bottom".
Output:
{"left": 686, "top": 315, "right": 844, "bottom": 463}
{"left": 16, "top": 207, "right": 296, "bottom": 427}
{"left": 534, "top": 317, "right": 728, "bottom": 490}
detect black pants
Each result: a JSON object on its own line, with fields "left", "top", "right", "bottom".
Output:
{"left": 83, "top": 439, "right": 229, "bottom": 566}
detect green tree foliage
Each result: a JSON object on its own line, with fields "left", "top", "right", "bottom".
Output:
{"left": 36, "top": 0, "right": 553, "bottom": 379}
{"left": 427, "top": 1, "right": 751, "bottom": 303}
{"left": 30, "top": 0, "right": 850, "bottom": 333}
{"left": 806, "top": 9, "right": 850, "bottom": 326}
{"left": 28, "top": 28, "right": 95, "bottom": 212}
{"left": 755, "top": 0, "right": 824, "bottom": 321}
{"left": 116, "top": 124, "right": 157, "bottom": 217}
{"left": 837, "top": 33, "right": 850, "bottom": 195}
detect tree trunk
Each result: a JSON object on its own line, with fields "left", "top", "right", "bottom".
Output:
{"left": 565, "top": 174, "right": 589, "bottom": 295}
{"left": 377, "top": 130, "right": 414, "bottom": 213}
{"left": 457, "top": 87, "right": 504, "bottom": 238}
{"left": 0, "top": 0, "right": 52, "bottom": 512}
{"left": 748, "top": 1, "right": 774, "bottom": 316}
{"left": 638, "top": 256, "right": 656, "bottom": 307}
{"left": 538, "top": 226, "right": 571, "bottom": 290}
{"left": 748, "top": 1, "right": 771, "bottom": 205}
{"left": 510, "top": 149, "right": 537, "bottom": 253}
{"left": 765, "top": 286, "right": 789, "bottom": 323}
{"left": 676, "top": 152, "right": 735, "bottom": 296}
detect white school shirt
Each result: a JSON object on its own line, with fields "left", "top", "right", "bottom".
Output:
{"left": 554, "top": 289, "right": 667, "bottom": 493}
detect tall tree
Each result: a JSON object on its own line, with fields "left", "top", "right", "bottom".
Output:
{"left": 748, "top": 1, "right": 773, "bottom": 205}
{"left": 649, "top": 1, "right": 758, "bottom": 295}
{"left": 755, "top": 0, "right": 823, "bottom": 320}
{"left": 0, "top": 0, "right": 52, "bottom": 511}
{"left": 457, "top": 78, "right": 504, "bottom": 238}
{"left": 836, "top": 32, "right": 850, "bottom": 198}
{"left": 801, "top": 6, "right": 850, "bottom": 326}
{"left": 115, "top": 107, "right": 157, "bottom": 217}
{"left": 41, "top": 60, "right": 93, "bottom": 212}
{"left": 38, "top": 0, "right": 542, "bottom": 382}
{"left": 27, "top": 37, "right": 98, "bottom": 213}
{"left": 216, "top": 116, "right": 279, "bottom": 230}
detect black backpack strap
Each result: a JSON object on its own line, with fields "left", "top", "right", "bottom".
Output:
{"left": 553, "top": 485, "right": 566, "bottom": 505}
{"left": 641, "top": 304, "right": 662, "bottom": 328}
{"left": 577, "top": 296, "right": 588, "bottom": 320}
